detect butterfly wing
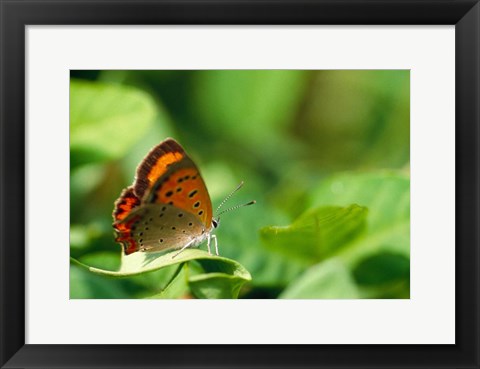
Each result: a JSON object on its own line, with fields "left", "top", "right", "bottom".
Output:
{"left": 134, "top": 138, "right": 213, "bottom": 226}
{"left": 113, "top": 138, "right": 213, "bottom": 255}
{"left": 112, "top": 187, "right": 143, "bottom": 255}
{"left": 115, "top": 203, "right": 206, "bottom": 254}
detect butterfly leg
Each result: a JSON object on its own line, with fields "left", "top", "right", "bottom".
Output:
{"left": 172, "top": 239, "right": 196, "bottom": 259}
{"left": 206, "top": 233, "right": 212, "bottom": 255}
{"left": 212, "top": 234, "right": 219, "bottom": 255}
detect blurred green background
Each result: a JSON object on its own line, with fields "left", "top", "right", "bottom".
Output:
{"left": 70, "top": 70, "right": 410, "bottom": 299}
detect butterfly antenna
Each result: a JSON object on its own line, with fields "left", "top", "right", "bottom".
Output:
{"left": 216, "top": 200, "right": 256, "bottom": 217}
{"left": 215, "top": 181, "right": 245, "bottom": 214}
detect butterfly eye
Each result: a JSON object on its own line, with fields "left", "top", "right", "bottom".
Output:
{"left": 212, "top": 219, "right": 219, "bottom": 228}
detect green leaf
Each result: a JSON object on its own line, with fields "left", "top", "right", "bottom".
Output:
{"left": 70, "top": 249, "right": 252, "bottom": 299}
{"left": 70, "top": 80, "right": 156, "bottom": 166}
{"left": 71, "top": 249, "right": 248, "bottom": 277}
{"left": 259, "top": 171, "right": 410, "bottom": 298}
{"left": 279, "top": 259, "right": 359, "bottom": 299}
{"left": 353, "top": 252, "right": 410, "bottom": 286}
{"left": 188, "top": 259, "right": 250, "bottom": 299}
{"left": 309, "top": 171, "right": 410, "bottom": 266}
{"left": 147, "top": 259, "right": 251, "bottom": 299}
{"left": 147, "top": 264, "right": 191, "bottom": 299}
{"left": 189, "top": 272, "right": 245, "bottom": 299}
{"left": 260, "top": 205, "right": 368, "bottom": 263}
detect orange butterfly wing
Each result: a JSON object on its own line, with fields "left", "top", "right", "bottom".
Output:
{"left": 134, "top": 138, "right": 212, "bottom": 226}
{"left": 112, "top": 187, "right": 142, "bottom": 255}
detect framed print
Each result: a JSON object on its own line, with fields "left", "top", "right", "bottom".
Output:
{"left": 1, "top": 1, "right": 479, "bottom": 368}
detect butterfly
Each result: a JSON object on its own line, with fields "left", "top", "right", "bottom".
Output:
{"left": 112, "top": 138, "right": 255, "bottom": 258}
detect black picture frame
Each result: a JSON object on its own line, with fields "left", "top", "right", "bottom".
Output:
{"left": 1, "top": 1, "right": 479, "bottom": 368}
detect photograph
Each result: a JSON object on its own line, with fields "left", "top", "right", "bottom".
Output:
{"left": 70, "top": 69, "right": 410, "bottom": 299}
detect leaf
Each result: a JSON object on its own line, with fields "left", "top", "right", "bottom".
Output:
{"left": 147, "top": 259, "right": 251, "bottom": 299}
{"left": 309, "top": 171, "right": 410, "bottom": 266}
{"left": 188, "top": 273, "right": 245, "bottom": 299}
{"left": 260, "top": 205, "right": 368, "bottom": 263}
{"left": 148, "top": 264, "right": 191, "bottom": 299}
{"left": 71, "top": 249, "right": 248, "bottom": 277}
{"left": 260, "top": 171, "right": 410, "bottom": 298}
{"left": 353, "top": 252, "right": 410, "bottom": 286}
{"left": 70, "top": 249, "right": 252, "bottom": 299}
{"left": 188, "top": 259, "right": 250, "bottom": 299}
{"left": 279, "top": 259, "right": 359, "bottom": 299}
{"left": 70, "top": 80, "right": 157, "bottom": 167}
